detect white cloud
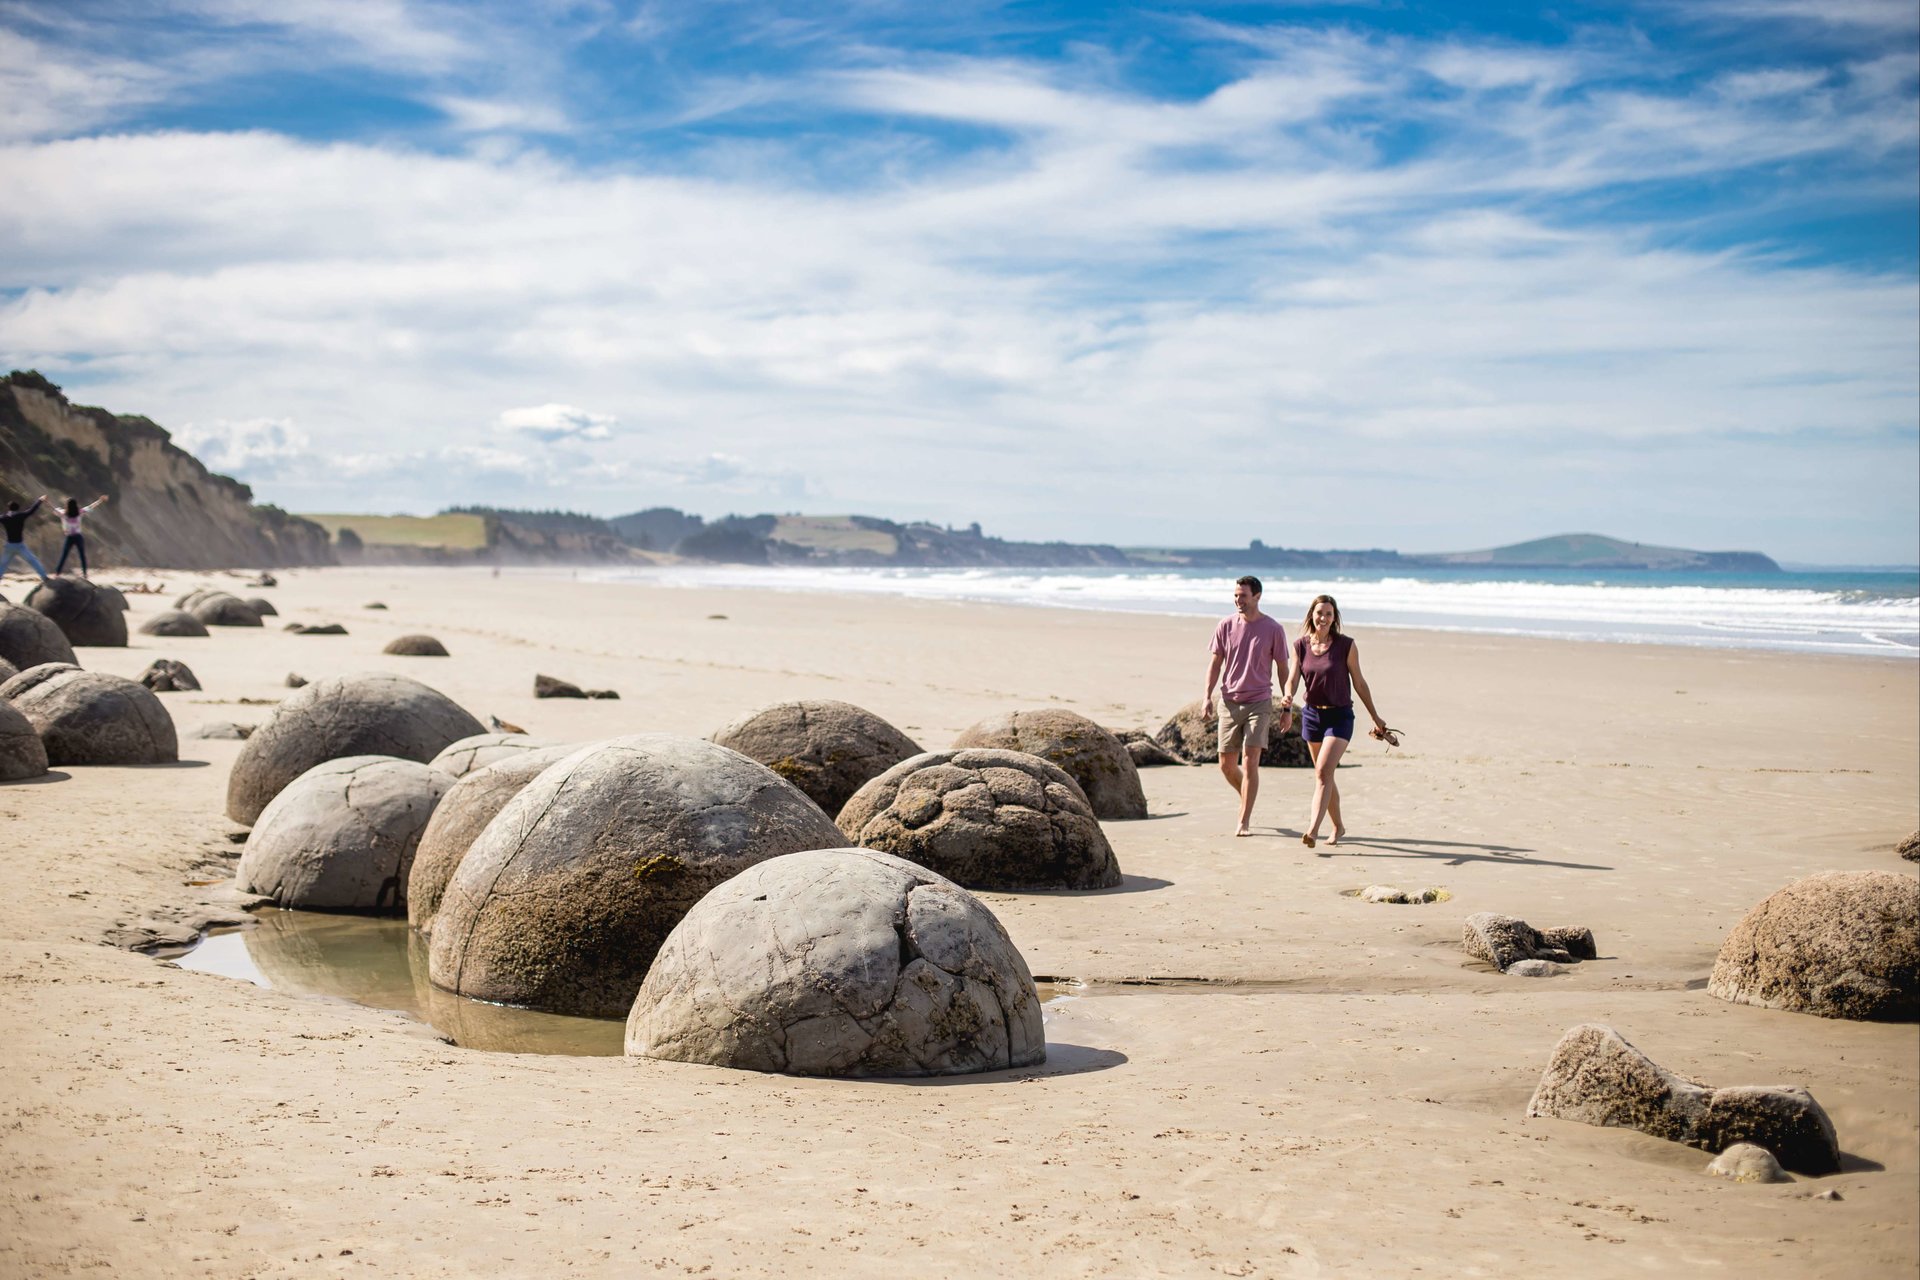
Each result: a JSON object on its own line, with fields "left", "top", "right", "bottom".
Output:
{"left": 496, "top": 404, "right": 618, "bottom": 442}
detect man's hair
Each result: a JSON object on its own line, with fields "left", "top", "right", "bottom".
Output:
{"left": 4, "top": 501, "right": 16, "bottom": 512}
{"left": 1235, "top": 574, "right": 1262, "bottom": 596}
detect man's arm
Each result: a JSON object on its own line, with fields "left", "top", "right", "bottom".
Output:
{"left": 1203, "top": 652, "right": 1223, "bottom": 715}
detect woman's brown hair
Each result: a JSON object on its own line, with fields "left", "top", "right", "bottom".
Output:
{"left": 1302, "top": 593, "right": 1342, "bottom": 637}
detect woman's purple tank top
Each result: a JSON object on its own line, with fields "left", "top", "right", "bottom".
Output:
{"left": 1294, "top": 633, "right": 1353, "bottom": 707}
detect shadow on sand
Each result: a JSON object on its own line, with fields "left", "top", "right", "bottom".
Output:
{"left": 878, "top": 1042, "right": 1128, "bottom": 1086}
{"left": 2, "top": 770, "right": 74, "bottom": 787}
{"left": 1316, "top": 835, "right": 1611, "bottom": 871}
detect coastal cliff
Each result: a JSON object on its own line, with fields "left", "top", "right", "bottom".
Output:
{"left": 0, "top": 372, "right": 334, "bottom": 570}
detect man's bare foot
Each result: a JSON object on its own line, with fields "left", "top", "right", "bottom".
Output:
{"left": 1301, "top": 832, "right": 1316, "bottom": 849}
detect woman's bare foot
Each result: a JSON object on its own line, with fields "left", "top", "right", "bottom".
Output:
{"left": 1301, "top": 832, "right": 1316, "bottom": 849}
{"left": 1235, "top": 823, "right": 1252, "bottom": 837}
{"left": 1328, "top": 826, "right": 1345, "bottom": 846}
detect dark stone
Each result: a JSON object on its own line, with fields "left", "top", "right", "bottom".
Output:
{"left": 139, "top": 659, "right": 201, "bottom": 692}
{"left": 188, "top": 592, "right": 263, "bottom": 628}
{"left": 0, "top": 697, "right": 48, "bottom": 780}
{"left": 534, "top": 673, "right": 587, "bottom": 698}
{"left": 244, "top": 597, "right": 277, "bottom": 617}
{"left": 383, "top": 634, "right": 450, "bottom": 657}
{"left": 0, "top": 601, "right": 77, "bottom": 669}
{"left": 139, "top": 610, "right": 210, "bottom": 637}
{"left": 24, "top": 578, "right": 128, "bottom": 647}
{"left": 290, "top": 623, "right": 348, "bottom": 635}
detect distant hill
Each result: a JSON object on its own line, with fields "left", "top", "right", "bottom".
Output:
{"left": 0, "top": 371, "right": 333, "bottom": 570}
{"left": 1413, "top": 533, "right": 1779, "bottom": 573}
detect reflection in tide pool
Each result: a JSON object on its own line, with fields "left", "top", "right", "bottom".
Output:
{"left": 168, "top": 909, "right": 625, "bottom": 1056}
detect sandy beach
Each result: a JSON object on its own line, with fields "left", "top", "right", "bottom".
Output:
{"left": 1, "top": 566, "right": 1914, "bottom": 1279}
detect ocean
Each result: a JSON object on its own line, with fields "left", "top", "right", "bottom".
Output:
{"left": 586, "top": 564, "right": 1920, "bottom": 658}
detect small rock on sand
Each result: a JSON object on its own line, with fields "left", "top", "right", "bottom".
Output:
{"left": 383, "top": 634, "right": 450, "bottom": 657}
{"left": 1507, "top": 959, "right": 1562, "bottom": 977}
{"left": 1900, "top": 831, "right": 1918, "bottom": 862}
{"left": 138, "top": 659, "right": 201, "bottom": 692}
{"left": 195, "top": 722, "right": 255, "bottom": 740}
{"left": 285, "top": 673, "right": 307, "bottom": 688}
{"left": 1707, "top": 1144, "right": 1791, "bottom": 1184}
{"left": 534, "top": 673, "right": 587, "bottom": 699}
{"left": 1359, "top": 885, "right": 1445, "bottom": 904}
{"left": 288, "top": 623, "right": 348, "bottom": 636}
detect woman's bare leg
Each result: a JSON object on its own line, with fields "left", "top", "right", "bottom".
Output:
{"left": 1306, "top": 735, "right": 1349, "bottom": 845}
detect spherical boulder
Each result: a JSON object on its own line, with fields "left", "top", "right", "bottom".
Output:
{"left": 428, "top": 733, "right": 564, "bottom": 778}
{"left": 0, "top": 655, "right": 15, "bottom": 684}
{"left": 0, "top": 663, "right": 177, "bottom": 765}
{"left": 237, "top": 755, "right": 455, "bottom": 913}
{"left": 0, "top": 697, "right": 49, "bottom": 780}
{"left": 628, "top": 848, "right": 1045, "bottom": 1077}
{"left": 1154, "top": 698, "right": 1310, "bottom": 767}
{"left": 189, "top": 592, "right": 263, "bottom": 628}
{"left": 953, "top": 708, "right": 1147, "bottom": 820}
{"left": 226, "top": 672, "right": 485, "bottom": 825}
{"left": 24, "top": 578, "right": 126, "bottom": 647}
{"left": 244, "top": 597, "right": 277, "bottom": 617}
{"left": 0, "top": 601, "right": 76, "bottom": 670}
{"left": 1707, "top": 871, "right": 1918, "bottom": 1021}
{"left": 710, "top": 699, "right": 921, "bottom": 818}
{"left": 383, "top": 634, "right": 449, "bottom": 657}
{"left": 837, "top": 748, "right": 1122, "bottom": 891}
{"left": 138, "top": 610, "right": 210, "bottom": 638}
{"left": 429, "top": 734, "right": 845, "bottom": 1017}
{"left": 407, "top": 744, "right": 579, "bottom": 936}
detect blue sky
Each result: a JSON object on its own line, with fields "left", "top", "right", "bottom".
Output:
{"left": 1, "top": 0, "right": 1915, "bottom": 561}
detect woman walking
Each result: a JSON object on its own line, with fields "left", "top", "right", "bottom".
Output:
{"left": 54, "top": 494, "right": 108, "bottom": 578}
{"left": 1281, "top": 594, "right": 1389, "bottom": 849}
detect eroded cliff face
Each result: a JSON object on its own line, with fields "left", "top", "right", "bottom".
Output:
{"left": 0, "top": 372, "right": 334, "bottom": 570}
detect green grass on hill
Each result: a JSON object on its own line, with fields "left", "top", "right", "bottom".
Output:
{"left": 300, "top": 513, "right": 489, "bottom": 549}
{"left": 769, "top": 515, "right": 898, "bottom": 556}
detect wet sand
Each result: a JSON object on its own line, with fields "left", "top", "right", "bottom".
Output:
{"left": 1, "top": 566, "right": 1915, "bottom": 1278}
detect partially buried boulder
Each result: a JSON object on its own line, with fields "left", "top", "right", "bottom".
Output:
{"left": 0, "top": 601, "right": 76, "bottom": 670}
{"left": 429, "top": 733, "right": 564, "bottom": 778}
{"left": 245, "top": 597, "right": 277, "bottom": 617}
{"left": 1707, "top": 871, "right": 1918, "bottom": 1022}
{"left": 226, "top": 672, "right": 484, "bottom": 824}
{"left": 534, "top": 673, "right": 586, "bottom": 698}
{"left": 189, "top": 592, "right": 263, "bottom": 628}
{"left": 628, "top": 848, "right": 1045, "bottom": 1078}
{"left": 953, "top": 709, "right": 1146, "bottom": 820}
{"left": 24, "top": 578, "right": 126, "bottom": 647}
{"left": 236, "top": 755, "right": 455, "bottom": 913}
{"left": 1706, "top": 1144, "right": 1791, "bottom": 1184}
{"left": 429, "top": 734, "right": 845, "bottom": 1017}
{"left": 1526, "top": 1023, "right": 1839, "bottom": 1175}
{"left": 0, "top": 663, "right": 177, "bottom": 765}
{"left": 139, "top": 610, "right": 209, "bottom": 638}
{"left": 1154, "top": 698, "right": 1309, "bottom": 767}
{"left": 711, "top": 699, "right": 921, "bottom": 818}
{"left": 1112, "top": 728, "right": 1187, "bottom": 768}
{"left": 288, "top": 623, "right": 348, "bottom": 636}
{"left": 406, "top": 744, "right": 578, "bottom": 937}
{"left": 0, "top": 698, "right": 49, "bottom": 780}
{"left": 1463, "top": 912, "right": 1598, "bottom": 971}
{"left": 138, "top": 659, "right": 201, "bottom": 692}
{"left": 1900, "top": 831, "right": 1919, "bottom": 863}
{"left": 837, "top": 748, "right": 1122, "bottom": 891}
{"left": 384, "top": 634, "right": 449, "bottom": 657}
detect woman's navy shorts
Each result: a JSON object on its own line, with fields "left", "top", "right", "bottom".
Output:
{"left": 1302, "top": 705, "right": 1355, "bottom": 744}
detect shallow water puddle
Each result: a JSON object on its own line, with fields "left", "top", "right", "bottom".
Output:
{"left": 166, "top": 910, "right": 1083, "bottom": 1057}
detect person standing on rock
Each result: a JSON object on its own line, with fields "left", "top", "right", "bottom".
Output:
{"left": 0, "top": 496, "right": 53, "bottom": 585}
{"left": 1282, "top": 593, "right": 1390, "bottom": 849}
{"left": 1204, "top": 575, "right": 1292, "bottom": 836}
{"left": 54, "top": 495, "right": 108, "bottom": 578}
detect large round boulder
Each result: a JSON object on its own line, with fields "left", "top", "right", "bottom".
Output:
{"left": 1154, "top": 698, "right": 1310, "bottom": 767}
{"left": 711, "top": 699, "right": 921, "bottom": 818}
{"left": 237, "top": 756, "right": 455, "bottom": 913}
{"left": 0, "top": 697, "right": 49, "bottom": 780}
{"left": 138, "top": 610, "right": 210, "bottom": 638}
{"left": 429, "top": 734, "right": 845, "bottom": 1017}
{"left": 1708, "top": 871, "right": 1918, "bottom": 1021}
{"left": 0, "top": 656, "right": 15, "bottom": 684}
{"left": 23, "top": 579, "right": 126, "bottom": 647}
{"left": 428, "top": 734, "right": 565, "bottom": 778}
{"left": 0, "top": 601, "right": 76, "bottom": 670}
{"left": 226, "top": 672, "right": 485, "bottom": 825}
{"left": 628, "top": 848, "right": 1045, "bottom": 1077}
{"left": 0, "top": 663, "right": 177, "bottom": 765}
{"left": 953, "top": 709, "right": 1147, "bottom": 820}
{"left": 837, "top": 748, "right": 1122, "bottom": 891}
{"left": 189, "top": 592, "right": 263, "bottom": 628}
{"left": 407, "top": 744, "right": 578, "bottom": 937}
{"left": 245, "top": 597, "right": 277, "bottom": 617}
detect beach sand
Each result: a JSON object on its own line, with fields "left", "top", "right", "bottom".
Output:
{"left": 1, "top": 566, "right": 1914, "bottom": 1278}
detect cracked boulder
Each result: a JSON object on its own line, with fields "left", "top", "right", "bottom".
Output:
{"left": 1708, "top": 871, "right": 1919, "bottom": 1022}
{"left": 628, "top": 847, "right": 1046, "bottom": 1078}
{"left": 953, "top": 709, "right": 1147, "bottom": 821}
{"left": 837, "top": 748, "right": 1123, "bottom": 891}
{"left": 1463, "top": 912, "right": 1598, "bottom": 971}
{"left": 0, "top": 697, "right": 48, "bottom": 780}
{"left": 138, "top": 658, "right": 201, "bottom": 693}
{"left": 1, "top": 663, "right": 177, "bottom": 765}
{"left": 236, "top": 755, "right": 455, "bottom": 913}
{"left": 24, "top": 578, "right": 126, "bottom": 647}
{"left": 188, "top": 592, "right": 263, "bottom": 628}
{"left": 384, "top": 634, "right": 449, "bottom": 657}
{"left": 138, "top": 610, "right": 210, "bottom": 638}
{"left": 710, "top": 699, "right": 921, "bottom": 818}
{"left": 429, "top": 734, "right": 846, "bottom": 1017}
{"left": 1526, "top": 1023, "right": 1840, "bottom": 1174}
{"left": 0, "top": 601, "right": 76, "bottom": 670}
{"left": 226, "top": 671, "right": 484, "bottom": 825}
{"left": 428, "top": 733, "right": 565, "bottom": 778}
{"left": 1153, "top": 698, "right": 1309, "bottom": 767}
{"left": 407, "top": 743, "right": 578, "bottom": 937}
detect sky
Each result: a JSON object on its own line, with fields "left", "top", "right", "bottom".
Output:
{"left": 1, "top": 1, "right": 1916, "bottom": 562}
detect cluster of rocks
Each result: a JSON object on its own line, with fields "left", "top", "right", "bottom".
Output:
{"left": 534, "top": 673, "right": 619, "bottom": 699}
{"left": 1463, "top": 912, "right": 1597, "bottom": 974}
{"left": 138, "top": 658, "right": 201, "bottom": 692}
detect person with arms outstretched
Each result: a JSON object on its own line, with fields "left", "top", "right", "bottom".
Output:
{"left": 0, "top": 496, "right": 52, "bottom": 585}
{"left": 54, "top": 494, "right": 108, "bottom": 578}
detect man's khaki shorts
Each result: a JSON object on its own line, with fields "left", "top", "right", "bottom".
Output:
{"left": 1216, "top": 696, "right": 1274, "bottom": 758}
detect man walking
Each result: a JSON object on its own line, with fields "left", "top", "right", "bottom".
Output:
{"left": 1, "top": 496, "right": 53, "bottom": 585}
{"left": 1204, "top": 575, "right": 1292, "bottom": 836}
